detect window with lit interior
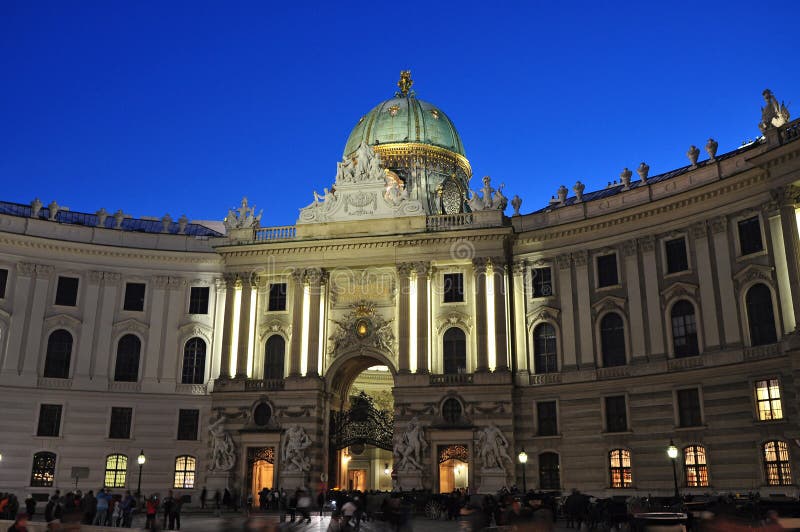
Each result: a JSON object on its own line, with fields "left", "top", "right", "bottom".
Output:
{"left": 174, "top": 455, "right": 196, "bottom": 489}
{"left": 609, "top": 449, "right": 632, "bottom": 488}
{"left": 683, "top": 445, "right": 709, "bottom": 487}
{"left": 104, "top": 454, "right": 128, "bottom": 488}
{"left": 763, "top": 441, "right": 792, "bottom": 486}
{"left": 755, "top": 379, "right": 783, "bottom": 421}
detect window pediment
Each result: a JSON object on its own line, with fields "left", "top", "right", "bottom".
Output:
{"left": 660, "top": 282, "right": 698, "bottom": 306}
{"left": 592, "top": 295, "right": 626, "bottom": 317}
{"left": 527, "top": 305, "right": 560, "bottom": 327}
{"left": 258, "top": 319, "right": 291, "bottom": 341}
{"left": 44, "top": 313, "right": 82, "bottom": 330}
{"left": 734, "top": 263, "right": 774, "bottom": 288}
{"left": 112, "top": 318, "right": 148, "bottom": 337}
{"left": 179, "top": 322, "right": 213, "bottom": 343}
{"left": 435, "top": 312, "right": 472, "bottom": 334}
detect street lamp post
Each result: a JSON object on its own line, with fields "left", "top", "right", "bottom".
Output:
{"left": 518, "top": 448, "right": 528, "bottom": 493}
{"left": 136, "top": 450, "right": 146, "bottom": 504}
{"left": 666, "top": 440, "right": 679, "bottom": 500}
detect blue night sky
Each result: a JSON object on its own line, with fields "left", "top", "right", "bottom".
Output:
{"left": 1, "top": 1, "right": 798, "bottom": 227}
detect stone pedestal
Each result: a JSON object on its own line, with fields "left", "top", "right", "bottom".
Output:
{"left": 280, "top": 470, "right": 307, "bottom": 490}
{"left": 205, "top": 471, "right": 233, "bottom": 496}
{"left": 478, "top": 468, "right": 507, "bottom": 494}
{"left": 397, "top": 469, "right": 423, "bottom": 491}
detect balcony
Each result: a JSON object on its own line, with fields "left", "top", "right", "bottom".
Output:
{"left": 175, "top": 383, "right": 208, "bottom": 395}
{"left": 426, "top": 213, "right": 474, "bottom": 231}
{"left": 743, "top": 342, "right": 782, "bottom": 361}
{"left": 596, "top": 366, "right": 630, "bottom": 379}
{"left": 254, "top": 225, "right": 296, "bottom": 241}
{"left": 429, "top": 373, "right": 474, "bottom": 386}
{"left": 530, "top": 373, "right": 562, "bottom": 385}
{"left": 245, "top": 378, "right": 286, "bottom": 391}
{"left": 667, "top": 356, "right": 704, "bottom": 371}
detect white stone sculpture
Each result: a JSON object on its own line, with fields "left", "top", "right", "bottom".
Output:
{"left": 637, "top": 162, "right": 650, "bottom": 181}
{"left": 48, "top": 201, "right": 60, "bottom": 221}
{"left": 620, "top": 168, "right": 633, "bottom": 189}
{"left": 759, "top": 89, "right": 790, "bottom": 133}
{"left": 113, "top": 209, "right": 130, "bottom": 230}
{"left": 281, "top": 425, "right": 312, "bottom": 472}
{"left": 705, "top": 138, "right": 718, "bottom": 161}
{"left": 573, "top": 181, "right": 585, "bottom": 202}
{"left": 30, "top": 198, "right": 43, "bottom": 218}
{"left": 177, "top": 214, "right": 189, "bottom": 234}
{"left": 466, "top": 176, "right": 508, "bottom": 212}
{"left": 557, "top": 185, "right": 568, "bottom": 204}
{"left": 96, "top": 208, "right": 109, "bottom": 227}
{"left": 476, "top": 424, "right": 513, "bottom": 470}
{"left": 687, "top": 145, "right": 700, "bottom": 167}
{"left": 161, "top": 213, "right": 172, "bottom": 233}
{"left": 208, "top": 414, "right": 236, "bottom": 471}
{"left": 511, "top": 195, "right": 522, "bottom": 216}
{"left": 393, "top": 416, "right": 427, "bottom": 472}
{"left": 384, "top": 171, "right": 409, "bottom": 206}
{"left": 224, "top": 197, "right": 262, "bottom": 230}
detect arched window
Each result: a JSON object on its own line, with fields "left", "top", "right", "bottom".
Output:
{"left": 671, "top": 300, "right": 699, "bottom": 357}
{"left": 442, "top": 328, "right": 467, "bottom": 375}
{"left": 747, "top": 284, "right": 778, "bottom": 346}
{"left": 609, "top": 449, "right": 632, "bottom": 488}
{"left": 181, "top": 337, "right": 206, "bottom": 384}
{"left": 538, "top": 452, "right": 560, "bottom": 490}
{"left": 31, "top": 451, "right": 56, "bottom": 487}
{"left": 104, "top": 454, "right": 128, "bottom": 488}
{"left": 264, "top": 335, "right": 285, "bottom": 380}
{"left": 683, "top": 445, "right": 708, "bottom": 487}
{"left": 114, "top": 334, "right": 141, "bottom": 382}
{"left": 763, "top": 440, "right": 792, "bottom": 486}
{"left": 174, "top": 455, "right": 196, "bottom": 488}
{"left": 600, "top": 313, "right": 626, "bottom": 367}
{"left": 533, "top": 323, "right": 557, "bottom": 374}
{"left": 43, "top": 329, "right": 73, "bottom": 379}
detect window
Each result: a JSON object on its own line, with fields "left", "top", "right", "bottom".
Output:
{"left": 182, "top": 337, "right": 207, "bottom": 384}
{"left": 188, "top": 286, "right": 210, "bottom": 314}
{"left": 267, "top": 283, "right": 287, "bottom": 311}
{"left": 104, "top": 454, "right": 128, "bottom": 488}
{"left": 109, "top": 407, "right": 133, "bottom": 439}
{"left": 533, "top": 323, "right": 557, "bottom": 374}
{"left": 671, "top": 301, "right": 699, "bottom": 357}
{"left": 597, "top": 254, "right": 619, "bottom": 288}
{"left": 0, "top": 268, "right": 7, "bottom": 298}
{"left": 253, "top": 403, "right": 272, "bottom": 427}
{"left": 36, "top": 404, "right": 63, "bottom": 437}
{"left": 677, "top": 388, "right": 702, "bottom": 427}
{"left": 174, "top": 455, "right": 197, "bottom": 489}
{"left": 114, "top": 334, "right": 141, "bottom": 382}
{"left": 539, "top": 452, "right": 560, "bottom": 490}
{"left": 264, "top": 335, "right": 285, "bottom": 380}
{"left": 30, "top": 452, "right": 56, "bottom": 487}
{"left": 755, "top": 379, "right": 783, "bottom": 421}
{"left": 609, "top": 449, "right": 632, "bottom": 488}
{"left": 605, "top": 395, "right": 628, "bottom": 433}
{"left": 763, "top": 441, "right": 792, "bottom": 486}
{"left": 536, "top": 401, "right": 558, "bottom": 436}
{"left": 746, "top": 284, "right": 777, "bottom": 346}
{"left": 532, "top": 267, "right": 553, "bottom": 298}
{"left": 600, "top": 313, "right": 626, "bottom": 367}
{"left": 177, "top": 409, "right": 200, "bottom": 440}
{"left": 665, "top": 238, "right": 689, "bottom": 274}
{"left": 443, "top": 273, "right": 464, "bottom": 303}
{"left": 442, "top": 328, "right": 467, "bottom": 375}
{"left": 54, "top": 276, "right": 79, "bottom": 306}
{"left": 123, "top": 282, "right": 146, "bottom": 311}
{"left": 442, "top": 398, "right": 462, "bottom": 424}
{"left": 684, "top": 445, "right": 709, "bottom": 487}
{"left": 738, "top": 216, "right": 763, "bottom": 256}
{"left": 43, "top": 329, "right": 73, "bottom": 379}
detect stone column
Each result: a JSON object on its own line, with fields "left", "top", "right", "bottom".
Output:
{"left": 73, "top": 271, "right": 103, "bottom": 385}
{"left": 217, "top": 274, "right": 237, "bottom": 379}
{"left": 692, "top": 222, "right": 721, "bottom": 349}
{"left": 211, "top": 278, "right": 228, "bottom": 380}
{"left": 777, "top": 187, "right": 800, "bottom": 331}
{"left": 491, "top": 257, "right": 509, "bottom": 371}
{"left": 235, "top": 274, "right": 253, "bottom": 378}
{"left": 622, "top": 240, "right": 646, "bottom": 362}
{"left": 305, "top": 268, "right": 324, "bottom": 377}
{"left": 396, "top": 264, "right": 413, "bottom": 373}
{"left": 556, "top": 255, "right": 577, "bottom": 370}
{"left": 1, "top": 263, "right": 34, "bottom": 380}
{"left": 142, "top": 275, "right": 168, "bottom": 390}
{"left": 473, "top": 258, "right": 489, "bottom": 372}
{"left": 640, "top": 236, "right": 666, "bottom": 357}
{"left": 20, "top": 264, "right": 53, "bottom": 382}
{"left": 511, "top": 261, "right": 529, "bottom": 372}
{"left": 414, "top": 262, "right": 430, "bottom": 374}
{"left": 573, "top": 251, "right": 594, "bottom": 368}
{"left": 288, "top": 269, "right": 306, "bottom": 377}
{"left": 161, "top": 277, "right": 184, "bottom": 384}
{"left": 710, "top": 216, "right": 741, "bottom": 345}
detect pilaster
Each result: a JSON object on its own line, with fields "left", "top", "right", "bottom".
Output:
{"left": 288, "top": 269, "right": 305, "bottom": 377}
{"left": 710, "top": 216, "right": 741, "bottom": 345}
{"left": 73, "top": 271, "right": 103, "bottom": 385}
{"left": 414, "top": 262, "right": 430, "bottom": 374}
{"left": 511, "top": 261, "right": 529, "bottom": 372}
{"left": 20, "top": 264, "right": 53, "bottom": 382}
{"left": 776, "top": 187, "right": 800, "bottom": 331}
{"left": 622, "top": 240, "right": 646, "bottom": 361}
{"left": 235, "top": 274, "right": 254, "bottom": 378}
{"left": 491, "top": 257, "right": 509, "bottom": 371}
{"left": 1, "top": 264, "right": 34, "bottom": 381}
{"left": 305, "top": 268, "right": 324, "bottom": 377}
{"left": 692, "top": 222, "right": 721, "bottom": 349}
{"left": 639, "top": 236, "right": 665, "bottom": 357}
{"left": 396, "top": 263, "right": 413, "bottom": 373}
{"left": 217, "top": 274, "right": 237, "bottom": 379}
{"left": 92, "top": 271, "right": 120, "bottom": 388}
{"left": 573, "top": 251, "right": 594, "bottom": 368}
{"left": 473, "top": 257, "right": 489, "bottom": 371}
{"left": 556, "top": 254, "right": 576, "bottom": 370}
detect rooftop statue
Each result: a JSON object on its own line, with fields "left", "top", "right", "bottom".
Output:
{"left": 224, "top": 197, "right": 262, "bottom": 230}
{"left": 467, "top": 176, "right": 508, "bottom": 212}
{"left": 760, "top": 89, "right": 790, "bottom": 133}
{"left": 396, "top": 70, "right": 413, "bottom": 97}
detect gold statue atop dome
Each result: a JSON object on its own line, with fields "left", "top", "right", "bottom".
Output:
{"left": 397, "top": 70, "right": 413, "bottom": 97}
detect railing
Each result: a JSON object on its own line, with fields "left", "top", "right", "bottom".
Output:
{"left": 781, "top": 119, "right": 800, "bottom": 144}
{"left": 430, "top": 373, "right": 474, "bottom": 386}
{"left": 667, "top": 356, "right": 704, "bottom": 371}
{"left": 37, "top": 377, "right": 72, "bottom": 389}
{"left": 596, "top": 366, "right": 630, "bottom": 379}
{"left": 254, "top": 225, "right": 296, "bottom": 241}
{"left": 175, "top": 383, "right": 208, "bottom": 395}
{"left": 245, "top": 378, "right": 286, "bottom": 391}
{"left": 109, "top": 381, "right": 142, "bottom": 392}
{"left": 530, "top": 373, "right": 562, "bottom": 385}
{"left": 426, "top": 213, "right": 474, "bottom": 231}
{"left": 743, "top": 342, "right": 782, "bottom": 361}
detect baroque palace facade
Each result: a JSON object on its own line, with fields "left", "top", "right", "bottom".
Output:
{"left": 1, "top": 74, "right": 800, "bottom": 501}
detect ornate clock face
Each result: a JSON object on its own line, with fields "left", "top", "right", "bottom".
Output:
{"left": 355, "top": 319, "right": 370, "bottom": 338}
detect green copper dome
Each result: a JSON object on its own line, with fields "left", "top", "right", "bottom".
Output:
{"left": 343, "top": 94, "right": 466, "bottom": 157}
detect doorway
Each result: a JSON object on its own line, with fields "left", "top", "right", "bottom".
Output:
{"left": 438, "top": 444, "right": 469, "bottom": 493}
{"left": 247, "top": 447, "right": 275, "bottom": 502}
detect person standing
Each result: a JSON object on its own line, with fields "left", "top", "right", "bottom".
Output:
{"left": 162, "top": 490, "right": 175, "bottom": 529}
{"left": 168, "top": 494, "right": 182, "bottom": 530}
{"left": 200, "top": 487, "right": 207, "bottom": 510}
{"left": 121, "top": 490, "right": 135, "bottom": 528}
{"left": 24, "top": 496, "right": 35, "bottom": 521}
{"left": 144, "top": 495, "right": 158, "bottom": 529}
{"left": 93, "top": 489, "right": 110, "bottom": 526}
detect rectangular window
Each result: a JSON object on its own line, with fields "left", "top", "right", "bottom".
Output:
{"left": 536, "top": 401, "right": 558, "bottom": 436}
{"left": 0, "top": 268, "right": 8, "bottom": 299}
{"left": 443, "top": 273, "right": 464, "bottom": 303}
{"left": 36, "top": 404, "right": 63, "bottom": 437}
{"left": 177, "top": 409, "right": 200, "bottom": 441}
{"left": 109, "top": 407, "right": 133, "bottom": 439}
{"left": 738, "top": 216, "right": 763, "bottom": 256}
{"left": 267, "top": 283, "right": 287, "bottom": 311}
{"left": 677, "top": 388, "right": 702, "bottom": 427}
{"left": 665, "top": 238, "right": 689, "bottom": 274}
{"left": 597, "top": 254, "right": 619, "bottom": 288}
{"left": 54, "top": 276, "right": 79, "bottom": 306}
{"left": 605, "top": 395, "right": 628, "bottom": 433}
{"left": 755, "top": 379, "right": 784, "bottom": 421}
{"left": 188, "top": 286, "right": 210, "bottom": 314}
{"left": 532, "top": 267, "right": 553, "bottom": 298}
{"left": 123, "top": 283, "right": 146, "bottom": 311}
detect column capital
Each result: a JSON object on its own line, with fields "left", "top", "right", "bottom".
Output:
{"left": 413, "top": 261, "right": 431, "bottom": 278}
{"left": 555, "top": 254, "right": 571, "bottom": 270}
{"left": 396, "top": 262, "right": 415, "bottom": 277}
{"left": 709, "top": 216, "right": 728, "bottom": 234}
{"left": 621, "top": 239, "right": 638, "bottom": 257}
{"left": 472, "top": 257, "right": 490, "bottom": 272}
{"left": 17, "top": 262, "right": 36, "bottom": 278}
{"left": 571, "top": 250, "right": 588, "bottom": 267}
{"left": 770, "top": 185, "right": 800, "bottom": 208}
{"left": 154, "top": 275, "right": 170, "bottom": 289}
{"left": 291, "top": 268, "right": 306, "bottom": 284}
{"left": 690, "top": 221, "right": 708, "bottom": 239}
{"left": 35, "top": 264, "right": 55, "bottom": 280}
{"left": 636, "top": 235, "right": 655, "bottom": 252}
{"left": 511, "top": 261, "right": 527, "bottom": 276}
{"left": 305, "top": 268, "right": 325, "bottom": 286}
{"left": 89, "top": 271, "right": 105, "bottom": 285}
{"left": 489, "top": 256, "right": 507, "bottom": 270}
{"left": 104, "top": 272, "right": 122, "bottom": 285}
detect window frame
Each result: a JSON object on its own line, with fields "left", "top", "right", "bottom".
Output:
{"left": 683, "top": 444, "right": 709, "bottom": 488}
{"left": 0, "top": 267, "right": 8, "bottom": 299}
{"left": 181, "top": 337, "right": 207, "bottom": 385}
{"left": 530, "top": 266, "right": 554, "bottom": 299}
{"left": 173, "top": 455, "right": 197, "bottom": 489}
{"left": 763, "top": 440, "right": 793, "bottom": 486}
{"left": 674, "top": 387, "right": 704, "bottom": 428}
{"left": 54, "top": 275, "right": 80, "bottom": 307}
{"left": 603, "top": 394, "right": 629, "bottom": 434}
{"left": 188, "top": 286, "right": 210, "bottom": 315}
{"left": 532, "top": 322, "right": 558, "bottom": 374}
{"left": 442, "top": 272, "right": 465, "bottom": 304}
{"left": 35, "top": 403, "right": 64, "bottom": 438}
{"left": 122, "top": 281, "right": 147, "bottom": 312}
{"left": 753, "top": 378, "right": 784, "bottom": 422}
{"left": 177, "top": 409, "right": 200, "bottom": 441}
{"left": 104, "top": 453, "right": 128, "bottom": 488}
{"left": 441, "top": 397, "right": 464, "bottom": 425}
{"left": 442, "top": 326, "right": 468, "bottom": 375}
{"left": 263, "top": 334, "right": 286, "bottom": 380}
{"left": 609, "top": 448, "right": 633, "bottom": 488}
{"left": 744, "top": 282, "right": 779, "bottom": 347}
{"left": 598, "top": 311, "right": 627, "bottom": 367}
{"left": 108, "top": 406, "right": 134, "bottom": 440}
{"left": 43, "top": 328, "right": 74, "bottom": 379}
{"left": 113, "top": 333, "right": 142, "bottom": 382}
{"left": 595, "top": 252, "right": 621, "bottom": 289}
{"left": 534, "top": 400, "right": 559, "bottom": 437}
{"left": 267, "top": 282, "right": 288, "bottom": 312}
{"left": 662, "top": 235, "right": 691, "bottom": 276}
{"left": 538, "top": 451, "right": 561, "bottom": 490}
{"left": 735, "top": 213, "right": 766, "bottom": 257}
{"left": 30, "top": 451, "right": 57, "bottom": 487}
{"left": 668, "top": 299, "right": 700, "bottom": 358}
